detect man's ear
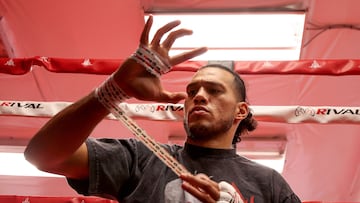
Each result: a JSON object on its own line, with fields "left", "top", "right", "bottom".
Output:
{"left": 235, "top": 102, "right": 249, "bottom": 120}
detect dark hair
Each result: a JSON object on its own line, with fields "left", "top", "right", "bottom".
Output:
{"left": 199, "top": 64, "right": 258, "bottom": 144}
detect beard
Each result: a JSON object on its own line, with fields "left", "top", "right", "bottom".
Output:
{"left": 184, "top": 114, "right": 234, "bottom": 141}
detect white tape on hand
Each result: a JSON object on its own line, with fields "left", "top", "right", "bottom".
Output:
{"left": 217, "top": 181, "right": 243, "bottom": 203}
{"left": 130, "top": 45, "right": 171, "bottom": 77}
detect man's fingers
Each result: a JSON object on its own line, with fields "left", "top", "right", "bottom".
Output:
{"left": 182, "top": 181, "right": 215, "bottom": 203}
{"left": 140, "top": 15, "right": 153, "bottom": 44}
{"left": 141, "top": 17, "right": 208, "bottom": 68}
{"left": 180, "top": 173, "right": 220, "bottom": 202}
{"left": 157, "top": 91, "right": 187, "bottom": 103}
{"left": 197, "top": 175, "right": 221, "bottom": 201}
{"left": 161, "top": 28, "right": 193, "bottom": 50}
{"left": 170, "top": 47, "right": 208, "bottom": 65}
{"left": 151, "top": 20, "right": 181, "bottom": 45}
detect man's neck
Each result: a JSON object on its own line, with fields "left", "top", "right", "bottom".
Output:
{"left": 185, "top": 138, "right": 233, "bottom": 149}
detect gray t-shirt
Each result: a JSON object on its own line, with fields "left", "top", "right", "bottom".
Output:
{"left": 68, "top": 138, "right": 301, "bottom": 203}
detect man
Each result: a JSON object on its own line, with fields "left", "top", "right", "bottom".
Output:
{"left": 24, "top": 16, "right": 301, "bottom": 202}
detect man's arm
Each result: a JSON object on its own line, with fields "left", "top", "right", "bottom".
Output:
{"left": 24, "top": 16, "right": 207, "bottom": 180}
{"left": 24, "top": 92, "right": 108, "bottom": 179}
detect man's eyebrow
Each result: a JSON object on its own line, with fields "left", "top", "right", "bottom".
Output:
{"left": 186, "top": 81, "right": 225, "bottom": 89}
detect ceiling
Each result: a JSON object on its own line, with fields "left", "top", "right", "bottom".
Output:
{"left": 0, "top": 0, "right": 360, "bottom": 202}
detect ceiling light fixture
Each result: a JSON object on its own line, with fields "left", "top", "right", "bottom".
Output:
{"left": 146, "top": 12, "right": 305, "bottom": 61}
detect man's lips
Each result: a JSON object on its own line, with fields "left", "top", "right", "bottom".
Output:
{"left": 189, "top": 106, "right": 209, "bottom": 115}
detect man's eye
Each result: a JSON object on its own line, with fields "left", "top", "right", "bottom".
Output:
{"left": 187, "top": 89, "right": 197, "bottom": 96}
{"left": 209, "top": 88, "right": 221, "bottom": 94}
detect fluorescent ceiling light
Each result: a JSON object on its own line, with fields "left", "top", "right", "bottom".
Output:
{"left": 237, "top": 151, "right": 286, "bottom": 174}
{"left": 146, "top": 13, "right": 305, "bottom": 61}
{"left": 252, "top": 157, "right": 285, "bottom": 174}
{"left": 0, "top": 149, "right": 284, "bottom": 176}
{"left": 168, "top": 133, "right": 286, "bottom": 173}
{"left": 236, "top": 135, "right": 287, "bottom": 173}
{"left": 0, "top": 146, "right": 62, "bottom": 177}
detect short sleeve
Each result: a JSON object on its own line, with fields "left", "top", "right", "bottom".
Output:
{"left": 271, "top": 170, "right": 301, "bottom": 203}
{"left": 67, "top": 138, "right": 142, "bottom": 199}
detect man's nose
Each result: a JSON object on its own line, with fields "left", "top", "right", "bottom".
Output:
{"left": 193, "top": 87, "right": 208, "bottom": 104}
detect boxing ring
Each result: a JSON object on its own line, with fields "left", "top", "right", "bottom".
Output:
{"left": 2, "top": 57, "right": 360, "bottom": 123}
{"left": 0, "top": 57, "right": 360, "bottom": 202}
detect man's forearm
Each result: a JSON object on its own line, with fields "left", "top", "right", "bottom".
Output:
{"left": 24, "top": 91, "right": 109, "bottom": 169}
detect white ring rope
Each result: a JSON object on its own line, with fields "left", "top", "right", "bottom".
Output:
{"left": 1, "top": 101, "right": 359, "bottom": 124}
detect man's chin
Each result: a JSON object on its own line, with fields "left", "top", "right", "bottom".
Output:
{"left": 188, "top": 113, "right": 211, "bottom": 122}
{"left": 187, "top": 118, "right": 211, "bottom": 126}
{"left": 187, "top": 125, "right": 211, "bottom": 139}
{"left": 188, "top": 123, "right": 209, "bottom": 131}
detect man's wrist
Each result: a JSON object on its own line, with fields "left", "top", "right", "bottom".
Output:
{"left": 94, "top": 74, "right": 131, "bottom": 111}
